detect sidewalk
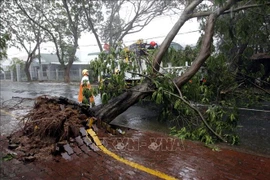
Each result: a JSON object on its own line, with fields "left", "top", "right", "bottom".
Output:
{"left": 1, "top": 128, "right": 270, "bottom": 180}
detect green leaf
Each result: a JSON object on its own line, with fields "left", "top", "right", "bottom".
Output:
{"left": 2, "top": 154, "right": 14, "bottom": 161}
{"left": 156, "top": 93, "right": 163, "bottom": 104}
{"left": 174, "top": 100, "right": 181, "bottom": 109}
{"left": 102, "top": 93, "right": 108, "bottom": 103}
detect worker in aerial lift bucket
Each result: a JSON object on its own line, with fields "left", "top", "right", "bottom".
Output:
{"left": 148, "top": 41, "right": 158, "bottom": 49}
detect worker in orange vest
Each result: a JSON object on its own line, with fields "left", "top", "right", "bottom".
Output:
{"left": 78, "top": 69, "right": 95, "bottom": 106}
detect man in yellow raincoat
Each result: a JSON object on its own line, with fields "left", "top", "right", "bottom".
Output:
{"left": 78, "top": 69, "right": 95, "bottom": 106}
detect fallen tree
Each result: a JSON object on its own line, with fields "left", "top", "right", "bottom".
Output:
{"left": 93, "top": 0, "right": 234, "bottom": 142}
{"left": 91, "top": 0, "right": 269, "bottom": 144}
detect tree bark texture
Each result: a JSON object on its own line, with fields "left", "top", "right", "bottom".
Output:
{"left": 24, "top": 63, "right": 31, "bottom": 82}
{"left": 94, "top": 83, "right": 152, "bottom": 123}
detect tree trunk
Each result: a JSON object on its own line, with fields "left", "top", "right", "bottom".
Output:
{"left": 94, "top": 82, "right": 152, "bottom": 123}
{"left": 64, "top": 66, "right": 71, "bottom": 83}
{"left": 25, "top": 52, "right": 37, "bottom": 82}
{"left": 24, "top": 62, "right": 31, "bottom": 82}
{"left": 175, "top": 14, "right": 216, "bottom": 87}
{"left": 64, "top": 47, "right": 77, "bottom": 83}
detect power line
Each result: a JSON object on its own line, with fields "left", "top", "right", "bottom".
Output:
{"left": 79, "top": 29, "right": 201, "bottom": 47}
{"left": 127, "top": 30, "right": 201, "bottom": 42}
{"left": 7, "top": 29, "right": 201, "bottom": 55}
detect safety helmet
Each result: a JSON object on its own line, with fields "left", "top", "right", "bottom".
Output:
{"left": 136, "top": 39, "right": 143, "bottom": 44}
{"left": 82, "top": 69, "right": 89, "bottom": 75}
{"left": 150, "top": 41, "right": 156, "bottom": 47}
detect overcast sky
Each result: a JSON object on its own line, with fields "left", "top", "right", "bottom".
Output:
{"left": 7, "top": 14, "right": 201, "bottom": 61}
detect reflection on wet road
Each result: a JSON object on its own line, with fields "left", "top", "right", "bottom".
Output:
{"left": 111, "top": 103, "right": 171, "bottom": 134}
{"left": 0, "top": 81, "right": 99, "bottom": 103}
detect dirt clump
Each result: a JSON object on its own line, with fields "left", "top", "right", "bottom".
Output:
{"left": 7, "top": 95, "right": 93, "bottom": 162}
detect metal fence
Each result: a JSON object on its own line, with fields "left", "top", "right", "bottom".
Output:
{"left": 0, "top": 61, "right": 195, "bottom": 83}
{"left": 0, "top": 69, "right": 96, "bottom": 83}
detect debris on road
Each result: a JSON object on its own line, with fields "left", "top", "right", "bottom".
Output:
{"left": 6, "top": 95, "right": 96, "bottom": 162}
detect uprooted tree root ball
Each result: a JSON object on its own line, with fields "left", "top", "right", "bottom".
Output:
{"left": 7, "top": 95, "right": 94, "bottom": 161}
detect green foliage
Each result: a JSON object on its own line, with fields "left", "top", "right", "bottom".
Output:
{"left": 1, "top": 154, "right": 15, "bottom": 161}
{"left": 8, "top": 57, "right": 25, "bottom": 80}
{"left": 165, "top": 50, "right": 268, "bottom": 145}
{"left": 204, "top": 54, "right": 237, "bottom": 102}
{"left": 162, "top": 45, "right": 198, "bottom": 67}
{"left": 171, "top": 4, "right": 270, "bottom": 146}
{"left": 213, "top": 3, "right": 270, "bottom": 82}
{"left": 9, "top": 58, "right": 25, "bottom": 71}
{"left": 169, "top": 104, "right": 239, "bottom": 145}
{"left": 92, "top": 45, "right": 244, "bottom": 145}
{"left": 91, "top": 46, "right": 147, "bottom": 103}
{"left": 153, "top": 52, "right": 243, "bottom": 145}
{"left": 0, "top": 7, "right": 10, "bottom": 61}
{"left": 0, "top": 32, "right": 10, "bottom": 61}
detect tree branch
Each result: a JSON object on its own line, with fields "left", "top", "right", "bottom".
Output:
{"left": 14, "top": 0, "right": 62, "bottom": 64}
{"left": 190, "top": 2, "right": 270, "bottom": 18}
{"left": 81, "top": 0, "right": 103, "bottom": 52}
{"left": 149, "top": 52, "right": 227, "bottom": 142}
{"left": 152, "top": 0, "right": 203, "bottom": 71}
{"left": 175, "top": 0, "right": 235, "bottom": 87}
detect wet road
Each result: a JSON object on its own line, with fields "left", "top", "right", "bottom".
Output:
{"left": 0, "top": 81, "right": 96, "bottom": 136}
{"left": 1, "top": 80, "right": 270, "bottom": 156}
{"left": 0, "top": 81, "right": 168, "bottom": 135}
{"left": 0, "top": 81, "right": 94, "bottom": 103}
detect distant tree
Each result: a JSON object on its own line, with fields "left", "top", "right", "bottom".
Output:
{"left": 0, "top": 6, "right": 10, "bottom": 63}
{"left": 213, "top": 1, "right": 270, "bottom": 80}
{"left": 9, "top": 57, "right": 24, "bottom": 75}
{"left": 1, "top": 1, "right": 47, "bottom": 81}
{"left": 0, "top": 30, "right": 10, "bottom": 62}
{"left": 83, "top": 0, "right": 180, "bottom": 51}
{"left": 14, "top": 0, "right": 87, "bottom": 83}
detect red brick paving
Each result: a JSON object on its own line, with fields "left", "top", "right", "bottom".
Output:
{"left": 1, "top": 129, "right": 270, "bottom": 180}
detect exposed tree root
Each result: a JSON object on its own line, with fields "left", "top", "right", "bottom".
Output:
{"left": 22, "top": 95, "right": 91, "bottom": 142}
{"left": 7, "top": 95, "right": 94, "bottom": 161}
